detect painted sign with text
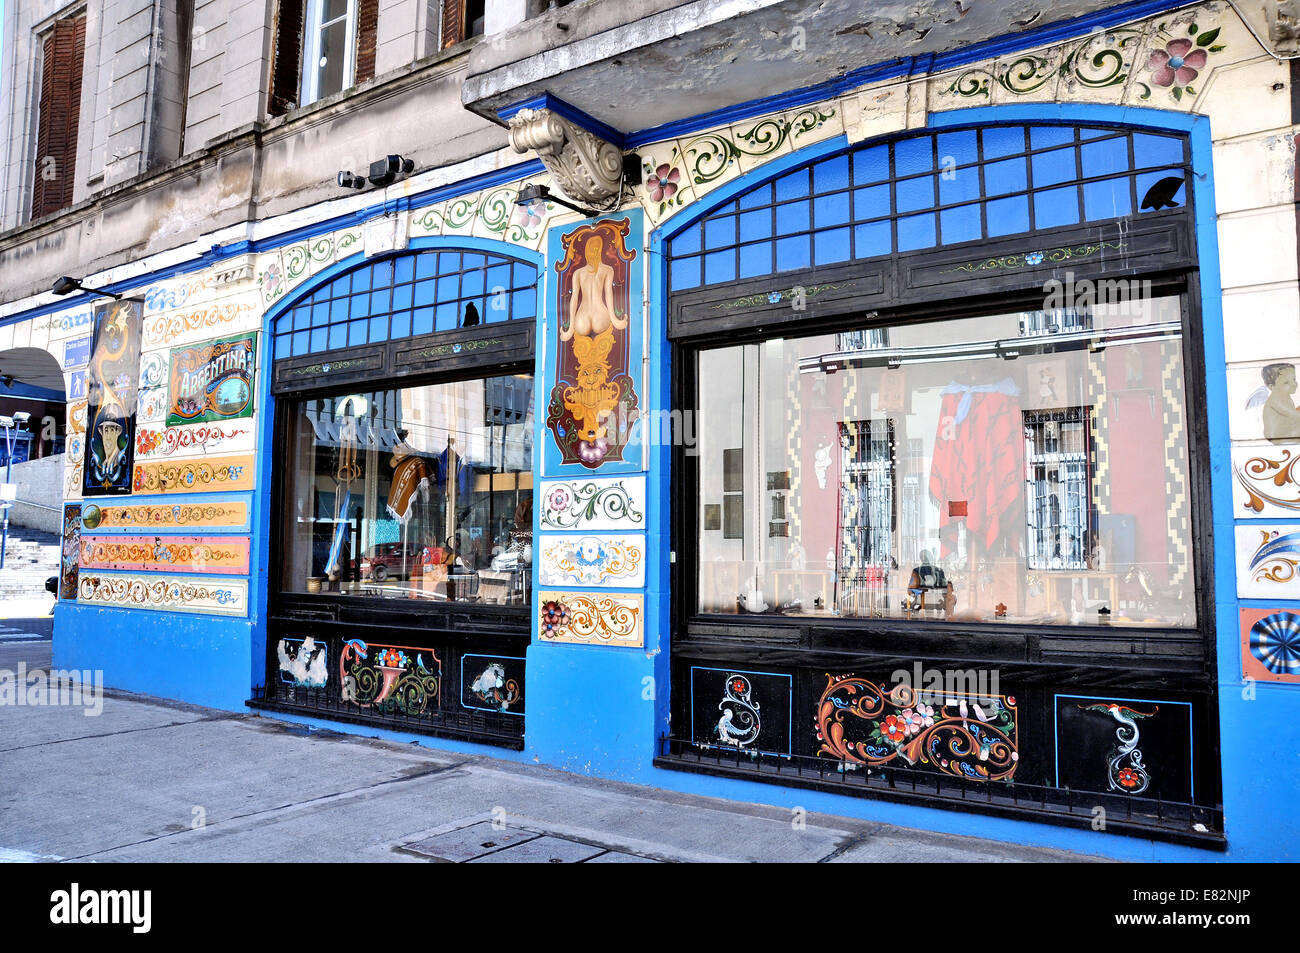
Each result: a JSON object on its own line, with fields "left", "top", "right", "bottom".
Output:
{"left": 166, "top": 333, "right": 256, "bottom": 427}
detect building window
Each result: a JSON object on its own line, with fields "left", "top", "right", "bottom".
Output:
{"left": 1023, "top": 407, "right": 1092, "bottom": 572}
{"left": 663, "top": 123, "right": 1219, "bottom": 840}
{"left": 269, "top": 0, "right": 379, "bottom": 115}
{"left": 258, "top": 247, "right": 539, "bottom": 746}
{"left": 31, "top": 14, "right": 86, "bottom": 220}
{"left": 668, "top": 125, "right": 1188, "bottom": 293}
{"left": 442, "top": 0, "right": 486, "bottom": 49}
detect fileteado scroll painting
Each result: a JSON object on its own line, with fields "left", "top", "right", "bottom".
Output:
{"left": 546, "top": 217, "right": 640, "bottom": 468}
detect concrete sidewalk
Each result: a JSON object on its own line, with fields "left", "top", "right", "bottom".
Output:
{"left": 0, "top": 638, "right": 1103, "bottom": 863}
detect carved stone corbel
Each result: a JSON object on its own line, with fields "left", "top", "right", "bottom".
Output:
{"left": 506, "top": 107, "right": 623, "bottom": 204}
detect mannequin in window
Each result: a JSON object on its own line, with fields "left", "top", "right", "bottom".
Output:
{"left": 906, "top": 550, "right": 947, "bottom": 612}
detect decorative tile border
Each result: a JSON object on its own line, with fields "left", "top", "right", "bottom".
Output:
{"left": 132, "top": 454, "right": 256, "bottom": 494}
{"left": 77, "top": 495, "right": 251, "bottom": 533}
{"left": 80, "top": 535, "right": 250, "bottom": 574}
{"left": 538, "top": 477, "right": 646, "bottom": 531}
{"left": 77, "top": 572, "right": 248, "bottom": 616}
{"left": 538, "top": 533, "right": 645, "bottom": 588}
{"left": 538, "top": 591, "right": 644, "bottom": 647}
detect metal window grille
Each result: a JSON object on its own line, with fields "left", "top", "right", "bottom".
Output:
{"left": 1024, "top": 407, "right": 1092, "bottom": 570}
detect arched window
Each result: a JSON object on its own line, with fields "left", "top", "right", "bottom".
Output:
{"left": 272, "top": 248, "right": 540, "bottom": 360}
{"left": 668, "top": 124, "right": 1189, "bottom": 292}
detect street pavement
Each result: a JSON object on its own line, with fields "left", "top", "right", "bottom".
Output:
{"left": 0, "top": 634, "right": 1105, "bottom": 863}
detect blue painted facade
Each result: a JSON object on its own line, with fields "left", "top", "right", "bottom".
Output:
{"left": 19, "top": 1, "right": 1296, "bottom": 862}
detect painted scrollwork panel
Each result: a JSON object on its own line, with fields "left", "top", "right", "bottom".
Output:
{"left": 816, "top": 674, "right": 1019, "bottom": 781}
{"left": 538, "top": 592, "right": 643, "bottom": 647}
{"left": 78, "top": 572, "right": 248, "bottom": 616}
{"left": 539, "top": 477, "right": 646, "bottom": 531}
{"left": 538, "top": 533, "right": 645, "bottom": 587}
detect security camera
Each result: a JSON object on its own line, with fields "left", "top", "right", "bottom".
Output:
{"left": 368, "top": 155, "right": 415, "bottom": 187}
{"left": 337, "top": 170, "right": 366, "bottom": 190}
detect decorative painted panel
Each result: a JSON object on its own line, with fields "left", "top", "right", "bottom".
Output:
{"left": 815, "top": 674, "right": 1019, "bottom": 781}
{"left": 77, "top": 572, "right": 248, "bottom": 616}
{"left": 538, "top": 533, "right": 645, "bottom": 588}
{"left": 79, "top": 535, "right": 250, "bottom": 574}
{"left": 538, "top": 592, "right": 643, "bottom": 647}
{"left": 82, "top": 298, "right": 144, "bottom": 496}
{"left": 1239, "top": 607, "right": 1300, "bottom": 684}
{"left": 277, "top": 636, "right": 329, "bottom": 688}
{"left": 1054, "top": 694, "right": 1194, "bottom": 801}
{"left": 77, "top": 495, "right": 251, "bottom": 533}
{"left": 339, "top": 640, "right": 442, "bottom": 714}
{"left": 1230, "top": 444, "right": 1300, "bottom": 516}
{"left": 543, "top": 211, "right": 645, "bottom": 474}
{"left": 142, "top": 302, "right": 255, "bottom": 348}
{"left": 132, "top": 455, "right": 256, "bottom": 494}
{"left": 689, "top": 667, "right": 792, "bottom": 756}
{"left": 461, "top": 654, "right": 525, "bottom": 716}
{"left": 538, "top": 476, "right": 646, "bottom": 530}
{"left": 1226, "top": 360, "right": 1300, "bottom": 443}
{"left": 59, "top": 504, "right": 81, "bottom": 601}
{"left": 135, "top": 421, "right": 257, "bottom": 459}
{"left": 1233, "top": 525, "right": 1300, "bottom": 599}
{"left": 166, "top": 333, "right": 257, "bottom": 426}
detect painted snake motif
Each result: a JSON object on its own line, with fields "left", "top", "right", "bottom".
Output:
{"left": 1079, "top": 703, "right": 1158, "bottom": 794}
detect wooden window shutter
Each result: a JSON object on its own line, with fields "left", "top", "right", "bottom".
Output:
{"left": 268, "top": 0, "right": 306, "bottom": 116}
{"left": 31, "top": 15, "right": 85, "bottom": 220}
{"left": 355, "top": 0, "right": 379, "bottom": 84}
{"left": 441, "top": 0, "right": 464, "bottom": 49}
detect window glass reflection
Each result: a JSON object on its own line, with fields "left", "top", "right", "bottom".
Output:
{"left": 695, "top": 296, "right": 1194, "bottom": 627}
{"left": 284, "top": 374, "right": 534, "bottom": 605}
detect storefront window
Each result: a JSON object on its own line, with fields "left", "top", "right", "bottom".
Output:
{"left": 282, "top": 373, "right": 534, "bottom": 604}
{"left": 694, "top": 294, "right": 1194, "bottom": 627}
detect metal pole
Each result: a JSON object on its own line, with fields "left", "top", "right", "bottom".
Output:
{"left": 1, "top": 424, "right": 12, "bottom": 570}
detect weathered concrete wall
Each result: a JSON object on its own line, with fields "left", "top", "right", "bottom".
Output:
{"left": 0, "top": 49, "right": 508, "bottom": 307}
{"left": 7, "top": 453, "right": 64, "bottom": 533}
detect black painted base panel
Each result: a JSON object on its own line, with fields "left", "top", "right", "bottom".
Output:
{"left": 247, "top": 691, "right": 526, "bottom": 750}
{"left": 654, "top": 742, "right": 1225, "bottom": 851}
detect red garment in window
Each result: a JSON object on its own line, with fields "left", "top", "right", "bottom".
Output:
{"left": 928, "top": 380, "right": 1025, "bottom": 556}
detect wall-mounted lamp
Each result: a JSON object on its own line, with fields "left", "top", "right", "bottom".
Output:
{"left": 51, "top": 276, "right": 123, "bottom": 300}
{"left": 337, "top": 170, "right": 367, "bottom": 190}
{"left": 515, "top": 183, "right": 601, "bottom": 218}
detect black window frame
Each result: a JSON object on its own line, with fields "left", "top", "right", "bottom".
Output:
{"left": 253, "top": 248, "right": 540, "bottom": 747}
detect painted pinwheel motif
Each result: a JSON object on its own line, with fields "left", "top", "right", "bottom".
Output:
{"left": 1142, "top": 23, "right": 1223, "bottom": 102}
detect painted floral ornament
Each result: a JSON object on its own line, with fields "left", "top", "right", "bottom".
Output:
{"left": 1142, "top": 23, "right": 1222, "bottom": 102}
{"left": 646, "top": 164, "right": 680, "bottom": 204}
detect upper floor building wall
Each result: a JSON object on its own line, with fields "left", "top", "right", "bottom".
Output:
{"left": 0, "top": 0, "right": 560, "bottom": 301}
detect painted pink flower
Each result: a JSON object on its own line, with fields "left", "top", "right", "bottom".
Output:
{"left": 647, "top": 164, "right": 680, "bottom": 204}
{"left": 1148, "top": 38, "right": 1206, "bottom": 88}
